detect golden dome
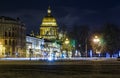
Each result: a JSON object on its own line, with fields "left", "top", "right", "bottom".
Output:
{"left": 41, "top": 6, "right": 58, "bottom": 26}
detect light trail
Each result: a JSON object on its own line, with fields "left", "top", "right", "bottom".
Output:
{"left": 0, "top": 57, "right": 117, "bottom": 61}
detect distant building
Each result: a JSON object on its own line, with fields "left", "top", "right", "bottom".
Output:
{"left": 26, "top": 35, "right": 44, "bottom": 58}
{"left": 0, "top": 16, "right": 26, "bottom": 57}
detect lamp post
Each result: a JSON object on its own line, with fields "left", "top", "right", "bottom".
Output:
{"left": 64, "top": 38, "right": 70, "bottom": 58}
{"left": 29, "top": 49, "right": 33, "bottom": 60}
{"left": 93, "top": 36, "right": 100, "bottom": 57}
{"left": 0, "top": 42, "right": 6, "bottom": 57}
{"left": 85, "top": 38, "right": 87, "bottom": 57}
{"left": 0, "top": 42, "right": 2, "bottom": 57}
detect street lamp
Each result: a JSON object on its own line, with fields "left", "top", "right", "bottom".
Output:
{"left": 29, "top": 49, "right": 33, "bottom": 60}
{"left": 0, "top": 42, "right": 5, "bottom": 57}
{"left": 65, "top": 38, "right": 70, "bottom": 44}
{"left": 64, "top": 38, "right": 70, "bottom": 58}
{"left": 93, "top": 36, "right": 100, "bottom": 43}
{"left": 85, "top": 38, "right": 87, "bottom": 57}
{"left": 0, "top": 42, "right": 2, "bottom": 57}
{"left": 93, "top": 36, "right": 100, "bottom": 56}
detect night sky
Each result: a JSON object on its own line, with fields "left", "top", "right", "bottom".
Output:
{"left": 0, "top": 0, "right": 120, "bottom": 34}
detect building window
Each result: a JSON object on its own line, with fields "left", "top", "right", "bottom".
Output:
{"left": 5, "top": 32, "right": 7, "bottom": 37}
{"left": 12, "top": 32, "right": 14, "bottom": 37}
{"left": 14, "top": 33, "right": 16, "bottom": 37}
{"left": 9, "top": 32, "right": 11, "bottom": 37}
{"left": 12, "top": 28, "right": 14, "bottom": 31}
{"left": 5, "top": 40, "right": 7, "bottom": 45}
{"left": 9, "top": 40, "right": 11, "bottom": 45}
{"left": 12, "top": 40, "right": 15, "bottom": 45}
{"left": 2, "top": 52, "right": 4, "bottom": 55}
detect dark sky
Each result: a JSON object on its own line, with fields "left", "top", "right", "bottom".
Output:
{"left": 0, "top": 0, "right": 120, "bottom": 34}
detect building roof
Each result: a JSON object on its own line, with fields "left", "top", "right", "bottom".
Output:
{"left": 0, "top": 16, "right": 17, "bottom": 21}
{"left": 0, "top": 16, "right": 25, "bottom": 27}
{"left": 40, "top": 6, "right": 58, "bottom": 27}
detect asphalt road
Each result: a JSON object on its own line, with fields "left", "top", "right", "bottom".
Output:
{"left": 0, "top": 61, "right": 120, "bottom": 78}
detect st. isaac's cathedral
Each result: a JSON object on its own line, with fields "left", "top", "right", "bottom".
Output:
{"left": 40, "top": 6, "right": 58, "bottom": 40}
{"left": 38, "top": 6, "right": 73, "bottom": 58}
{"left": 39, "top": 6, "right": 61, "bottom": 58}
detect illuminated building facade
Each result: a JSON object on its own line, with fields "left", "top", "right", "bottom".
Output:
{"left": 39, "top": 6, "right": 61, "bottom": 58}
{"left": 0, "top": 16, "right": 26, "bottom": 57}
{"left": 40, "top": 6, "right": 58, "bottom": 40}
{"left": 43, "top": 39, "right": 61, "bottom": 58}
{"left": 26, "top": 35, "right": 44, "bottom": 57}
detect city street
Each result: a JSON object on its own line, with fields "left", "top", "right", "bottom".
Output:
{"left": 1, "top": 0, "right": 120, "bottom": 78}
{"left": 0, "top": 60, "right": 120, "bottom": 78}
